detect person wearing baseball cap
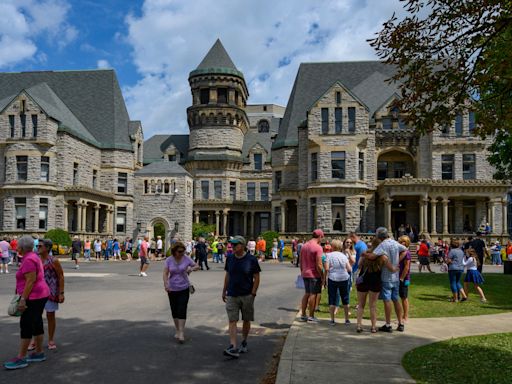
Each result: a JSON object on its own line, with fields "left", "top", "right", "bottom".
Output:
{"left": 222, "top": 235, "right": 261, "bottom": 358}
{"left": 299, "top": 229, "right": 324, "bottom": 323}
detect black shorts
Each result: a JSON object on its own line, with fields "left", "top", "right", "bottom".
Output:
{"left": 168, "top": 289, "right": 190, "bottom": 319}
{"left": 20, "top": 297, "right": 48, "bottom": 339}
{"left": 399, "top": 280, "right": 409, "bottom": 298}
{"left": 419, "top": 256, "right": 430, "bottom": 265}
{"left": 303, "top": 278, "right": 322, "bottom": 294}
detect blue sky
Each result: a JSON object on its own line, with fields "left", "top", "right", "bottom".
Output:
{"left": 0, "top": 0, "right": 405, "bottom": 138}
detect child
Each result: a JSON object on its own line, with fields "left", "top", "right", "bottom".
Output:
{"left": 463, "top": 247, "right": 487, "bottom": 303}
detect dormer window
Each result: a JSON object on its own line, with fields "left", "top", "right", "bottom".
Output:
{"left": 257, "top": 120, "right": 269, "bottom": 133}
{"left": 254, "top": 153, "right": 263, "bottom": 171}
{"left": 168, "top": 154, "right": 176, "bottom": 162}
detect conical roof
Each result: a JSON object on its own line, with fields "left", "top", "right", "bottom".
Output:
{"left": 190, "top": 39, "right": 244, "bottom": 79}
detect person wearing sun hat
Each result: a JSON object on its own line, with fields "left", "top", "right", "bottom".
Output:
{"left": 222, "top": 236, "right": 261, "bottom": 358}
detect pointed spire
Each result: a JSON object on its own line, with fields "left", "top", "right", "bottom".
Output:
{"left": 196, "top": 39, "right": 238, "bottom": 70}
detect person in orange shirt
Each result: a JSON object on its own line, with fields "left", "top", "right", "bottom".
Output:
{"left": 256, "top": 237, "right": 266, "bottom": 262}
{"left": 506, "top": 240, "right": 512, "bottom": 261}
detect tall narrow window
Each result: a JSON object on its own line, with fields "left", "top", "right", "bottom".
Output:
{"left": 359, "top": 197, "right": 366, "bottom": 231}
{"left": 254, "top": 153, "right": 263, "bottom": 170}
{"left": 335, "top": 91, "right": 341, "bottom": 104}
{"left": 164, "top": 181, "right": 170, "bottom": 194}
{"left": 382, "top": 117, "right": 392, "bottom": 130}
{"left": 321, "top": 108, "right": 329, "bottom": 134}
{"left": 16, "top": 156, "right": 28, "bottom": 181}
{"left": 468, "top": 112, "right": 476, "bottom": 133}
{"left": 117, "top": 172, "right": 128, "bottom": 193}
{"left": 15, "top": 197, "right": 26, "bottom": 229}
{"left": 311, "top": 153, "right": 318, "bottom": 181}
{"left": 377, "top": 161, "right": 388, "bottom": 180}
{"left": 200, "top": 89, "right": 209, "bottom": 104}
{"left": 455, "top": 114, "right": 463, "bottom": 136}
{"left": 274, "top": 171, "right": 282, "bottom": 192}
{"left": 217, "top": 88, "right": 228, "bottom": 104}
{"left": 260, "top": 182, "right": 269, "bottom": 201}
{"left": 39, "top": 198, "right": 48, "bottom": 230}
{"left": 40, "top": 156, "right": 50, "bottom": 182}
{"left": 144, "top": 179, "right": 149, "bottom": 194}
{"left": 332, "top": 197, "right": 345, "bottom": 231}
{"left": 230, "top": 181, "right": 236, "bottom": 200}
{"left": 93, "top": 170, "right": 98, "bottom": 189}
{"left": 358, "top": 152, "right": 364, "bottom": 180}
{"left": 20, "top": 114, "right": 26, "bottom": 137}
{"left": 201, "top": 180, "right": 209, "bottom": 200}
{"left": 441, "top": 155, "right": 454, "bottom": 180}
{"left": 9, "top": 115, "right": 15, "bottom": 137}
{"left": 274, "top": 206, "right": 281, "bottom": 232}
{"left": 214, "top": 180, "right": 222, "bottom": 199}
{"left": 393, "top": 162, "right": 406, "bottom": 178}
{"left": 348, "top": 107, "right": 356, "bottom": 132}
{"left": 335, "top": 107, "right": 342, "bottom": 133}
{"left": 247, "top": 182, "right": 256, "bottom": 201}
{"left": 32, "top": 115, "right": 38, "bottom": 137}
{"left": 309, "top": 198, "right": 317, "bottom": 231}
{"left": 463, "top": 154, "right": 476, "bottom": 180}
{"left": 73, "top": 163, "right": 79, "bottom": 185}
{"left": 331, "top": 151, "right": 346, "bottom": 179}
{"left": 116, "top": 207, "right": 126, "bottom": 233}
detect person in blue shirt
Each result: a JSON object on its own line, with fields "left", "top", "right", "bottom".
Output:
{"left": 349, "top": 232, "right": 368, "bottom": 276}
{"left": 105, "top": 237, "right": 113, "bottom": 261}
{"left": 278, "top": 237, "right": 285, "bottom": 263}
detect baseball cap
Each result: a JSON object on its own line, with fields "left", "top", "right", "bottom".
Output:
{"left": 312, "top": 229, "right": 324, "bottom": 238}
{"left": 229, "top": 235, "right": 246, "bottom": 245}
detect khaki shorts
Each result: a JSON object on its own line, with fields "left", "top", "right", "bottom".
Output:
{"left": 226, "top": 295, "right": 254, "bottom": 322}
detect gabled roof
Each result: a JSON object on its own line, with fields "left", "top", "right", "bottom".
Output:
{"left": 143, "top": 134, "right": 189, "bottom": 164}
{"left": 0, "top": 70, "right": 134, "bottom": 150}
{"left": 274, "top": 61, "right": 397, "bottom": 149}
{"left": 189, "top": 39, "right": 244, "bottom": 79}
{"left": 307, "top": 80, "right": 369, "bottom": 112}
{"left": 242, "top": 131, "right": 272, "bottom": 162}
{"left": 135, "top": 160, "right": 190, "bottom": 177}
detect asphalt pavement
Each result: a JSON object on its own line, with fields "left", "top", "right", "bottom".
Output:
{"left": 0, "top": 259, "right": 303, "bottom": 384}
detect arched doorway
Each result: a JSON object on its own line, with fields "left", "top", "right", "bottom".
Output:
{"left": 146, "top": 217, "right": 171, "bottom": 255}
{"left": 377, "top": 150, "right": 415, "bottom": 180}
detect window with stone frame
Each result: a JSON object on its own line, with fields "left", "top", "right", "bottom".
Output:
{"left": 117, "top": 172, "right": 128, "bottom": 193}
{"left": 214, "top": 180, "right": 222, "bottom": 199}
{"left": 274, "top": 206, "right": 281, "bottom": 232}
{"left": 455, "top": 114, "right": 463, "bottom": 136}
{"left": 468, "top": 112, "right": 476, "bottom": 133}
{"left": 247, "top": 182, "right": 256, "bottom": 201}
{"left": 15, "top": 197, "right": 26, "bottom": 229}
{"left": 321, "top": 108, "right": 329, "bottom": 134}
{"left": 257, "top": 120, "right": 270, "bottom": 133}
{"left": 32, "top": 115, "right": 38, "bottom": 137}
{"left": 20, "top": 114, "right": 26, "bottom": 137}
{"left": 359, "top": 198, "right": 366, "bottom": 232}
{"left": 335, "top": 107, "right": 342, "bottom": 133}
{"left": 200, "top": 89, "right": 209, "bottom": 104}
{"left": 377, "top": 161, "right": 388, "bottom": 180}
{"left": 348, "top": 107, "right": 356, "bottom": 132}
{"left": 331, "top": 197, "right": 345, "bottom": 231}
{"left": 441, "top": 155, "right": 454, "bottom": 180}
{"left": 274, "top": 171, "right": 282, "bottom": 192}
{"left": 93, "top": 169, "right": 98, "bottom": 189}
{"left": 393, "top": 162, "right": 406, "bottom": 178}
{"left": 164, "top": 181, "right": 170, "bottom": 194}
{"left": 260, "top": 212, "right": 270, "bottom": 232}
{"left": 358, "top": 152, "right": 364, "bottom": 180}
{"left": 9, "top": 115, "right": 15, "bottom": 137}
{"left": 201, "top": 180, "right": 209, "bottom": 200}
{"left": 16, "top": 156, "right": 28, "bottom": 181}
{"left": 39, "top": 198, "right": 48, "bottom": 230}
{"left": 116, "top": 207, "right": 126, "bottom": 233}
{"left": 335, "top": 91, "right": 341, "bottom": 104}
{"left": 73, "top": 162, "right": 79, "bottom": 185}
{"left": 254, "top": 153, "right": 263, "bottom": 171}
{"left": 382, "top": 117, "right": 393, "bottom": 130}
{"left": 331, "top": 151, "right": 346, "bottom": 179}
{"left": 144, "top": 179, "right": 149, "bottom": 194}
{"left": 40, "top": 156, "right": 50, "bottom": 182}
{"left": 309, "top": 198, "right": 317, "bottom": 231}
{"left": 462, "top": 154, "right": 476, "bottom": 180}
{"left": 217, "top": 88, "right": 228, "bottom": 104}
{"left": 311, "top": 152, "right": 318, "bottom": 181}
{"left": 229, "top": 181, "right": 236, "bottom": 200}
{"left": 260, "top": 182, "right": 269, "bottom": 201}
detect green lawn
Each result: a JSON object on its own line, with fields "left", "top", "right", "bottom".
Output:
{"left": 317, "top": 273, "right": 512, "bottom": 319}
{"left": 402, "top": 333, "right": 512, "bottom": 384}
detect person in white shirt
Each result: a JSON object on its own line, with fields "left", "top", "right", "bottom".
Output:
{"left": 463, "top": 247, "right": 487, "bottom": 302}
{"left": 324, "top": 239, "right": 352, "bottom": 325}
{"left": 156, "top": 236, "right": 163, "bottom": 259}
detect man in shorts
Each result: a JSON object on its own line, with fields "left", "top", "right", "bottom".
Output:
{"left": 156, "top": 236, "right": 163, "bottom": 259}
{"left": 299, "top": 229, "right": 324, "bottom": 323}
{"left": 139, "top": 236, "right": 150, "bottom": 277}
{"left": 71, "top": 236, "right": 81, "bottom": 270}
{"left": 222, "top": 236, "right": 261, "bottom": 358}
{"left": 365, "top": 227, "right": 407, "bottom": 332}
{"left": 0, "top": 237, "right": 11, "bottom": 274}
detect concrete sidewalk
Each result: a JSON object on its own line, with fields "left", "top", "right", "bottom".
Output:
{"left": 276, "top": 312, "right": 512, "bottom": 384}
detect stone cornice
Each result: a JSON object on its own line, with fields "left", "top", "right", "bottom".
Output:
{"left": 64, "top": 186, "right": 118, "bottom": 203}
{"left": 193, "top": 199, "right": 271, "bottom": 212}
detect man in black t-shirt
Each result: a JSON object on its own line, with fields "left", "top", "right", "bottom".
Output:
{"left": 194, "top": 238, "right": 209, "bottom": 270}
{"left": 470, "top": 232, "right": 486, "bottom": 273}
{"left": 222, "top": 236, "right": 261, "bottom": 358}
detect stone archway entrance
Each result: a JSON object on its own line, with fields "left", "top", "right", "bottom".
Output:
{"left": 147, "top": 217, "right": 171, "bottom": 255}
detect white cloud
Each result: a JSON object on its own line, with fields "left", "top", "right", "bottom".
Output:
{"left": 0, "top": 0, "right": 76, "bottom": 68}
{"left": 124, "top": 0, "right": 406, "bottom": 137}
{"left": 97, "top": 59, "right": 111, "bottom": 69}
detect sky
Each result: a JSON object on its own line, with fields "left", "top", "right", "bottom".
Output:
{"left": 0, "top": 0, "right": 406, "bottom": 138}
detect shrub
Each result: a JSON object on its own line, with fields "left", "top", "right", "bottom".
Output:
{"left": 260, "top": 231, "right": 280, "bottom": 256}
{"left": 45, "top": 228, "right": 72, "bottom": 251}
{"left": 283, "top": 246, "right": 293, "bottom": 259}
{"left": 132, "top": 249, "right": 139, "bottom": 260}
{"left": 166, "top": 249, "right": 171, "bottom": 257}
{"left": 193, "top": 222, "right": 215, "bottom": 240}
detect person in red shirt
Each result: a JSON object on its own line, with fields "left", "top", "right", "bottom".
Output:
{"left": 417, "top": 239, "right": 434, "bottom": 273}
{"left": 256, "top": 237, "right": 266, "bottom": 262}
{"left": 299, "top": 229, "right": 324, "bottom": 322}
{"left": 10, "top": 236, "right": 18, "bottom": 265}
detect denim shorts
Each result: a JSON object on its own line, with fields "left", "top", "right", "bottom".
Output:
{"left": 379, "top": 280, "right": 400, "bottom": 301}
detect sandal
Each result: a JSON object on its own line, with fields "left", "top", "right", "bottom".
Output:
{"left": 370, "top": 327, "right": 377, "bottom": 333}
{"left": 28, "top": 342, "right": 36, "bottom": 351}
{"left": 48, "top": 342, "right": 57, "bottom": 350}
{"left": 356, "top": 326, "right": 363, "bottom": 333}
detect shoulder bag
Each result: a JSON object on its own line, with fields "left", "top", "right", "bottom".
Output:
{"left": 8, "top": 294, "right": 21, "bottom": 317}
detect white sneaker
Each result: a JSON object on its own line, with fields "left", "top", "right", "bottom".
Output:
{"left": 5, "top": 270, "right": 8, "bottom": 274}
{"left": 75, "top": 265, "right": 80, "bottom": 270}
{"left": 141, "top": 272, "right": 148, "bottom": 277}
{"left": 0, "top": 270, "right": 3, "bottom": 274}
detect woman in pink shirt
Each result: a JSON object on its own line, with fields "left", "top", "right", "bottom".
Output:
{"left": 4, "top": 236, "right": 50, "bottom": 370}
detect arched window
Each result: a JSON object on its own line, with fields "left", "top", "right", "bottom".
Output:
{"left": 257, "top": 120, "right": 270, "bottom": 133}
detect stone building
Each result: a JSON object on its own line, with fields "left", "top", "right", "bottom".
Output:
{"left": 143, "top": 40, "right": 283, "bottom": 238}
{"left": 0, "top": 70, "right": 193, "bottom": 244}
{"left": 272, "top": 61, "right": 511, "bottom": 239}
